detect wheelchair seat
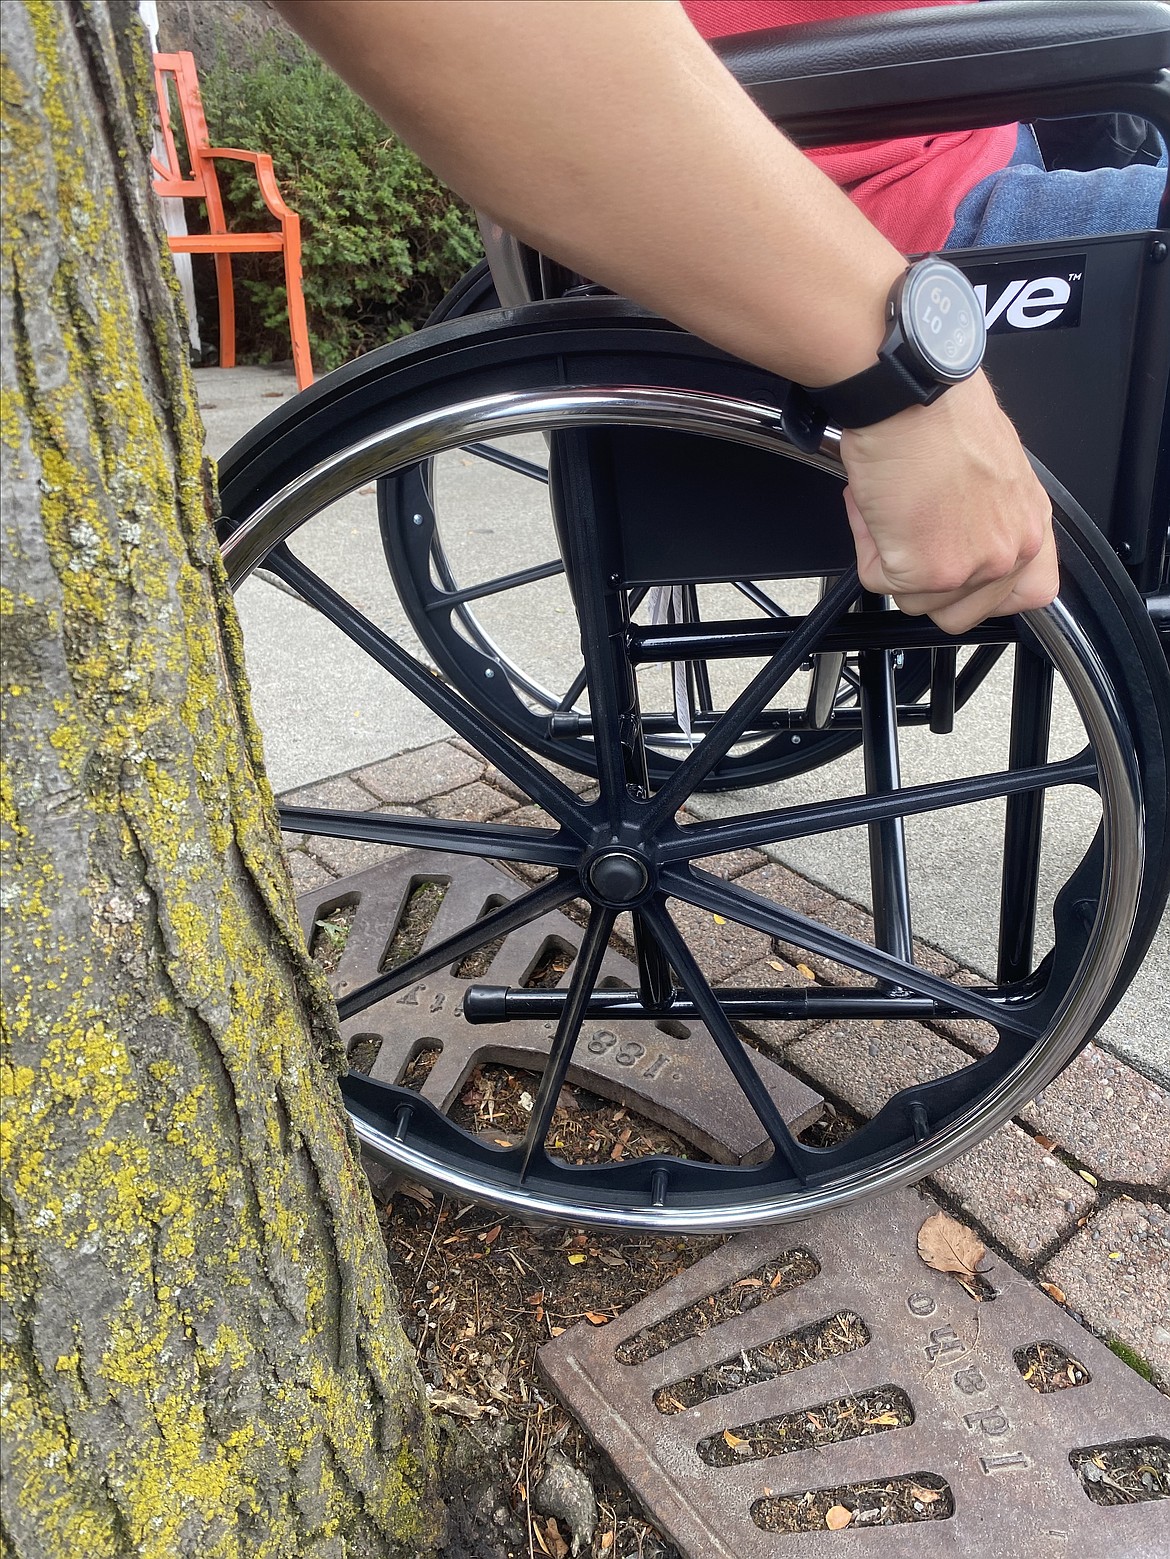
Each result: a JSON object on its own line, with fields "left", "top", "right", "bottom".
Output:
{"left": 216, "top": 2, "right": 1170, "bottom": 1231}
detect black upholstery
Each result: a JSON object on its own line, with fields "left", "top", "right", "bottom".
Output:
{"left": 716, "top": 0, "right": 1170, "bottom": 147}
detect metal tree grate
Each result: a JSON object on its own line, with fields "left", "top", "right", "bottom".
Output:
{"left": 539, "top": 1188, "right": 1168, "bottom": 1558}
{"left": 297, "top": 852, "right": 822, "bottom": 1162}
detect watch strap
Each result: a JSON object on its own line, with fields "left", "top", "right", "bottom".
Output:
{"left": 809, "top": 348, "right": 943, "bottom": 430}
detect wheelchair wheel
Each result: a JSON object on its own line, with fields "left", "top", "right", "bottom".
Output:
{"left": 376, "top": 263, "right": 932, "bottom": 788}
{"left": 219, "top": 300, "right": 1170, "bottom": 1232}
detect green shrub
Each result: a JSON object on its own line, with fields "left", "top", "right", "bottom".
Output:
{"left": 194, "top": 37, "right": 482, "bottom": 371}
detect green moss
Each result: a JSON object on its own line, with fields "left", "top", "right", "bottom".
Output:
{"left": 1106, "top": 1336, "right": 1155, "bottom": 1382}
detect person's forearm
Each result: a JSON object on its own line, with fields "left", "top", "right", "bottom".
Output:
{"left": 274, "top": 0, "right": 904, "bottom": 388}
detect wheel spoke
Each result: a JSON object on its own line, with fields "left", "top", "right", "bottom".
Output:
{"left": 658, "top": 754, "right": 1097, "bottom": 863}
{"left": 858, "top": 626, "right": 914, "bottom": 963}
{"left": 555, "top": 666, "right": 589, "bottom": 714}
{"left": 732, "top": 580, "right": 789, "bottom": 618}
{"left": 278, "top": 805, "right": 583, "bottom": 868}
{"left": 518, "top": 905, "right": 616, "bottom": 1181}
{"left": 424, "top": 557, "right": 564, "bottom": 611}
{"left": 662, "top": 866, "right": 1042, "bottom": 1039}
{"left": 264, "top": 548, "right": 587, "bottom": 830}
{"left": 337, "top": 874, "right": 577, "bottom": 1021}
{"left": 640, "top": 899, "right": 809, "bottom": 1179}
{"left": 548, "top": 431, "right": 646, "bottom": 823}
{"left": 998, "top": 647, "right": 1055, "bottom": 982}
{"left": 463, "top": 441, "right": 548, "bottom": 483}
{"left": 642, "top": 568, "right": 862, "bottom": 827}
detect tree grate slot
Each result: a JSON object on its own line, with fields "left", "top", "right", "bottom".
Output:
{"left": 310, "top": 897, "right": 358, "bottom": 973}
{"left": 654, "top": 1310, "right": 868, "bottom": 1414}
{"left": 751, "top": 1472, "right": 953, "bottom": 1534}
{"left": 346, "top": 1033, "right": 383, "bottom": 1074}
{"left": 453, "top": 895, "right": 509, "bottom": 978}
{"left": 698, "top": 1384, "right": 913, "bottom": 1466}
{"left": 1014, "top": 1339, "right": 1091, "bottom": 1393}
{"left": 522, "top": 934, "right": 577, "bottom": 988}
{"left": 398, "top": 1041, "right": 442, "bottom": 1092}
{"left": 378, "top": 879, "right": 449, "bottom": 972}
{"left": 1070, "top": 1438, "right": 1170, "bottom": 1505}
{"left": 614, "top": 1251, "right": 819, "bottom": 1366}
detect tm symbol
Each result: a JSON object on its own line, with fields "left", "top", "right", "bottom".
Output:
{"left": 1068, "top": 272, "right": 1083, "bottom": 282}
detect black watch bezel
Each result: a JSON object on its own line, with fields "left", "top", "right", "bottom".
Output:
{"left": 789, "top": 257, "right": 986, "bottom": 438}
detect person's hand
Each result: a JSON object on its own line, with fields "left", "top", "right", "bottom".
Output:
{"left": 839, "top": 372, "right": 1058, "bottom": 633}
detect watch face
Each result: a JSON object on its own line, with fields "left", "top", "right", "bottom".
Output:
{"left": 902, "top": 259, "right": 986, "bottom": 382}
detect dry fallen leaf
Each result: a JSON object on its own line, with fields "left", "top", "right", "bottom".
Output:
{"left": 400, "top": 1182, "right": 435, "bottom": 1208}
{"left": 426, "top": 1389, "right": 484, "bottom": 1420}
{"left": 723, "top": 1429, "right": 747, "bottom": 1448}
{"left": 599, "top": 1533, "right": 614, "bottom": 1552}
{"left": 1078, "top": 1169, "right": 1098, "bottom": 1187}
{"left": 713, "top": 913, "right": 727, "bottom": 925}
{"left": 543, "top": 1518, "right": 569, "bottom": 1559}
{"left": 917, "top": 1211, "right": 987, "bottom": 1281}
{"left": 825, "top": 1505, "right": 853, "bottom": 1530}
{"left": 584, "top": 1311, "right": 610, "bottom": 1325}
{"left": 796, "top": 962, "right": 816, "bottom": 980}
{"left": 910, "top": 1484, "right": 941, "bottom": 1505}
{"left": 567, "top": 1253, "right": 586, "bottom": 1266}
{"left": 1040, "top": 1281, "right": 1067, "bottom": 1304}
{"left": 865, "top": 1411, "right": 902, "bottom": 1427}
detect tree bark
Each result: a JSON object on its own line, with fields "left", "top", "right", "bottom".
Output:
{"left": 0, "top": 4, "right": 440, "bottom": 1554}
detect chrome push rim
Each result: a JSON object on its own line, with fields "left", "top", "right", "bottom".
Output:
{"left": 224, "top": 386, "right": 1143, "bottom": 1231}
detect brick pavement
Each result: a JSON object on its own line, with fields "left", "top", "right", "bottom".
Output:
{"left": 281, "top": 737, "right": 1170, "bottom": 1393}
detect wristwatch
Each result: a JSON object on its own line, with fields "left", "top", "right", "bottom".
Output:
{"left": 790, "top": 256, "right": 986, "bottom": 436}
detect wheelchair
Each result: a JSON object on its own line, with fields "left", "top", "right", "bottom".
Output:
{"left": 216, "top": 1, "right": 1170, "bottom": 1232}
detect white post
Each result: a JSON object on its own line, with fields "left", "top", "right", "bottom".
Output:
{"left": 138, "top": 0, "right": 202, "bottom": 356}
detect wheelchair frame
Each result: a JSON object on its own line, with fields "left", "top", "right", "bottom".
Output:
{"left": 217, "top": 1, "right": 1170, "bottom": 1230}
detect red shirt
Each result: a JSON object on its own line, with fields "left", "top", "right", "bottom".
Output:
{"left": 682, "top": 0, "right": 1017, "bottom": 252}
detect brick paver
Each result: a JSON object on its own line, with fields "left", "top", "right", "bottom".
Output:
{"left": 1043, "top": 1197, "right": 1170, "bottom": 1389}
{"left": 421, "top": 781, "right": 519, "bottom": 823}
{"left": 353, "top": 741, "right": 484, "bottom": 803}
{"left": 1022, "top": 1042, "right": 1170, "bottom": 1189}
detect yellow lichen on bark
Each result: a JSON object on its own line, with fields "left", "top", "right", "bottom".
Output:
{"left": 1, "top": 4, "right": 439, "bottom": 1554}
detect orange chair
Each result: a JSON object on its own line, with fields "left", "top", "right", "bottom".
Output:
{"left": 151, "top": 51, "right": 313, "bottom": 390}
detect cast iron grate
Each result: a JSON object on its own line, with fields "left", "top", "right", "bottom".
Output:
{"left": 296, "top": 852, "right": 822, "bottom": 1163}
{"left": 539, "top": 1188, "right": 1168, "bottom": 1559}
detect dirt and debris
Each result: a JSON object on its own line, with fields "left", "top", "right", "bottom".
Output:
{"left": 449, "top": 1064, "right": 705, "bottom": 1165}
{"left": 380, "top": 879, "right": 449, "bottom": 971}
{"left": 652, "top": 1310, "right": 870, "bottom": 1414}
{"left": 751, "top": 1472, "right": 953, "bottom": 1533}
{"left": 615, "top": 1251, "right": 819, "bottom": 1365}
{"left": 697, "top": 1384, "right": 913, "bottom": 1466}
{"left": 1070, "top": 1439, "right": 1170, "bottom": 1506}
{"left": 378, "top": 1157, "right": 721, "bottom": 1559}
{"left": 309, "top": 901, "right": 357, "bottom": 973}
{"left": 1014, "top": 1339, "right": 1091, "bottom": 1393}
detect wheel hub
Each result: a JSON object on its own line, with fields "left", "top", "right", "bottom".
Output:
{"left": 586, "top": 849, "right": 651, "bottom": 905}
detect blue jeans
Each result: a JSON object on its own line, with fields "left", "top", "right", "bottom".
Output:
{"left": 945, "top": 126, "right": 1167, "bottom": 249}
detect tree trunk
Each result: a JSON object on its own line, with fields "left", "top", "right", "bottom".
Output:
{"left": 0, "top": 4, "right": 440, "bottom": 1553}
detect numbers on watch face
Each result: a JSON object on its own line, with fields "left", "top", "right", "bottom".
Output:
{"left": 906, "top": 262, "right": 985, "bottom": 379}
